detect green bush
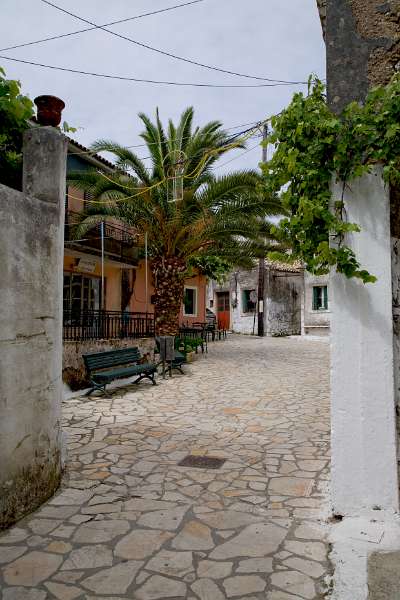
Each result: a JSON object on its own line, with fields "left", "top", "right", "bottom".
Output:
{"left": 0, "top": 67, "right": 34, "bottom": 190}
{"left": 176, "top": 336, "right": 203, "bottom": 353}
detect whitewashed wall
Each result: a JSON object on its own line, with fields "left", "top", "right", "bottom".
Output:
{"left": 330, "top": 167, "right": 399, "bottom": 515}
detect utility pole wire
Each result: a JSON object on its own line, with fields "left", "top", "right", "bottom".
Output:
{"left": 0, "top": 55, "right": 304, "bottom": 88}
{"left": 0, "top": 1, "right": 205, "bottom": 52}
{"left": 38, "top": 0, "right": 308, "bottom": 84}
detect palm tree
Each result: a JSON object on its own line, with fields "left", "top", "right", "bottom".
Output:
{"left": 67, "top": 107, "right": 283, "bottom": 335}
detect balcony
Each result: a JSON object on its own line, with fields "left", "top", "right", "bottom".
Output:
{"left": 64, "top": 210, "right": 139, "bottom": 266}
{"left": 63, "top": 309, "right": 154, "bottom": 341}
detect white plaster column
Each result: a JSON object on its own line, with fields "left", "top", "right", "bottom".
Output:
{"left": 330, "top": 166, "right": 399, "bottom": 516}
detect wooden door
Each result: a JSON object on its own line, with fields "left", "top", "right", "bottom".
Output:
{"left": 217, "top": 292, "right": 230, "bottom": 329}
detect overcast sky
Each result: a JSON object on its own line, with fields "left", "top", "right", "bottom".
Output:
{"left": 1, "top": 0, "right": 325, "bottom": 172}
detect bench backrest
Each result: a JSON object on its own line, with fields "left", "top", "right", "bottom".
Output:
{"left": 83, "top": 347, "right": 141, "bottom": 372}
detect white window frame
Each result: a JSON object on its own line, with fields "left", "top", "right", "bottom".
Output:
{"left": 183, "top": 285, "right": 198, "bottom": 317}
{"left": 311, "top": 285, "right": 329, "bottom": 312}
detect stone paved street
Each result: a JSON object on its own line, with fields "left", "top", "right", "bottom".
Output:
{"left": 0, "top": 335, "right": 331, "bottom": 599}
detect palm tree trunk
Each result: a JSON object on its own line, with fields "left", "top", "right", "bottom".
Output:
{"left": 152, "top": 257, "right": 186, "bottom": 336}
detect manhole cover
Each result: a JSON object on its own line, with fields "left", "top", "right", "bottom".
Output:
{"left": 178, "top": 455, "right": 226, "bottom": 469}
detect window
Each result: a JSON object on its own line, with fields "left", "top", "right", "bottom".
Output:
{"left": 242, "top": 289, "right": 257, "bottom": 313}
{"left": 184, "top": 286, "right": 197, "bottom": 316}
{"left": 217, "top": 292, "right": 230, "bottom": 312}
{"left": 63, "top": 273, "right": 101, "bottom": 314}
{"left": 312, "top": 285, "right": 328, "bottom": 311}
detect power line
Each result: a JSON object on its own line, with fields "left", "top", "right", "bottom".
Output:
{"left": 0, "top": 0, "right": 205, "bottom": 52}
{"left": 0, "top": 55, "right": 307, "bottom": 88}
{"left": 37, "top": 0, "right": 308, "bottom": 85}
{"left": 213, "top": 142, "right": 261, "bottom": 170}
{"left": 68, "top": 119, "right": 264, "bottom": 158}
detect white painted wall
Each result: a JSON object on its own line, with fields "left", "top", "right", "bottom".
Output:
{"left": 303, "top": 272, "right": 330, "bottom": 336}
{"left": 330, "top": 167, "right": 399, "bottom": 516}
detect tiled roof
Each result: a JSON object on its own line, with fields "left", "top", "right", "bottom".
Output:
{"left": 66, "top": 136, "right": 116, "bottom": 172}
{"left": 265, "top": 259, "right": 303, "bottom": 273}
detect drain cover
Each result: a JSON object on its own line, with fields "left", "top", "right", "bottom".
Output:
{"left": 178, "top": 455, "right": 226, "bottom": 469}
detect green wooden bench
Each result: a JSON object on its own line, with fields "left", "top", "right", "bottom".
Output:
{"left": 83, "top": 347, "right": 157, "bottom": 396}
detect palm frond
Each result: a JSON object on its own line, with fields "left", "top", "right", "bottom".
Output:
{"left": 90, "top": 139, "right": 151, "bottom": 185}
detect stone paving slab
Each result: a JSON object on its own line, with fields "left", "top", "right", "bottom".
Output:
{"left": 0, "top": 335, "right": 331, "bottom": 599}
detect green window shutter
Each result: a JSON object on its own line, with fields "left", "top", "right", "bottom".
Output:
{"left": 323, "top": 286, "right": 328, "bottom": 309}
{"left": 313, "top": 287, "right": 318, "bottom": 310}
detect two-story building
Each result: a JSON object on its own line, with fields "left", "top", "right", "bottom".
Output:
{"left": 63, "top": 138, "right": 207, "bottom": 388}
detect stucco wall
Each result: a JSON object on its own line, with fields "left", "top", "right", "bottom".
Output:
{"left": 0, "top": 128, "right": 67, "bottom": 529}
{"left": 231, "top": 268, "right": 258, "bottom": 335}
{"left": 63, "top": 254, "right": 124, "bottom": 312}
{"left": 303, "top": 272, "right": 330, "bottom": 335}
{"left": 330, "top": 167, "right": 399, "bottom": 515}
{"left": 131, "top": 259, "right": 207, "bottom": 325}
{"left": 266, "top": 270, "right": 303, "bottom": 336}
{"left": 63, "top": 337, "right": 156, "bottom": 390}
{"left": 211, "top": 266, "right": 302, "bottom": 336}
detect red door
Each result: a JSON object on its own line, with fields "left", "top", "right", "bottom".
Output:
{"left": 217, "top": 292, "right": 230, "bottom": 330}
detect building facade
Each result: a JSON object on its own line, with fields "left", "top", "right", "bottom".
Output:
{"left": 302, "top": 272, "right": 330, "bottom": 336}
{"left": 207, "top": 263, "right": 331, "bottom": 337}
{"left": 207, "top": 261, "right": 304, "bottom": 336}
{"left": 63, "top": 139, "right": 207, "bottom": 388}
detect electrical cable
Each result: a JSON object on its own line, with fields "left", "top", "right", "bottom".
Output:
{"left": 65, "top": 115, "right": 275, "bottom": 206}
{"left": 37, "top": 0, "right": 308, "bottom": 85}
{"left": 212, "top": 142, "right": 261, "bottom": 170}
{"left": 0, "top": 1, "right": 205, "bottom": 52}
{"left": 0, "top": 54, "right": 306, "bottom": 88}
{"left": 66, "top": 128, "right": 265, "bottom": 206}
{"left": 67, "top": 119, "right": 265, "bottom": 158}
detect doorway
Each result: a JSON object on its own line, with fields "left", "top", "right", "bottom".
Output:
{"left": 216, "top": 291, "right": 230, "bottom": 330}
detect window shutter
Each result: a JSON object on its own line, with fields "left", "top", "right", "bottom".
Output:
{"left": 313, "top": 287, "right": 318, "bottom": 310}
{"left": 323, "top": 286, "right": 328, "bottom": 309}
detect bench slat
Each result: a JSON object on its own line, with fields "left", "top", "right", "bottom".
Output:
{"left": 83, "top": 347, "right": 141, "bottom": 371}
{"left": 82, "top": 346, "right": 157, "bottom": 395}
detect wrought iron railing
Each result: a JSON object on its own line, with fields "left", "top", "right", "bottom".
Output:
{"left": 63, "top": 310, "right": 154, "bottom": 341}
{"left": 64, "top": 210, "right": 139, "bottom": 265}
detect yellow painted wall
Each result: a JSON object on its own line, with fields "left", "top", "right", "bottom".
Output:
{"left": 63, "top": 254, "right": 122, "bottom": 311}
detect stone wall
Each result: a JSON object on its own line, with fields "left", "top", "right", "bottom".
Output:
{"left": 266, "top": 270, "right": 303, "bottom": 336}
{"left": 0, "top": 128, "right": 67, "bottom": 529}
{"left": 325, "top": 0, "right": 400, "bottom": 114}
{"left": 63, "top": 337, "right": 156, "bottom": 390}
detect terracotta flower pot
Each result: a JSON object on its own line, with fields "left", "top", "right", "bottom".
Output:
{"left": 34, "top": 95, "right": 65, "bottom": 127}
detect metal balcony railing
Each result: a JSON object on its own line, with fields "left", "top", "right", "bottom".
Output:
{"left": 63, "top": 310, "right": 154, "bottom": 341}
{"left": 64, "top": 211, "right": 139, "bottom": 265}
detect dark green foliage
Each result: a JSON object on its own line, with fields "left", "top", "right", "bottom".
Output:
{"left": 262, "top": 75, "right": 400, "bottom": 284}
{"left": 176, "top": 336, "right": 203, "bottom": 353}
{"left": 188, "top": 254, "right": 232, "bottom": 284}
{"left": 0, "top": 67, "right": 34, "bottom": 190}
